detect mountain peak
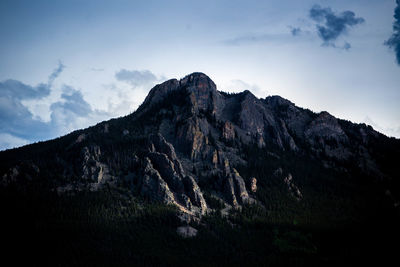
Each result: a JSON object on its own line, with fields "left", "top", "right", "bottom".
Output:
{"left": 141, "top": 78, "right": 180, "bottom": 109}
{"left": 140, "top": 72, "right": 219, "bottom": 115}
{"left": 179, "top": 72, "right": 216, "bottom": 92}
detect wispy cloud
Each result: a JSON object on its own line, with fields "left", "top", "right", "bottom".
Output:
{"left": 309, "top": 5, "right": 364, "bottom": 48}
{"left": 384, "top": 0, "right": 400, "bottom": 66}
{"left": 90, "top": 68, "right": 105, "bottom": 72}
{"left": 223, "top": 33, "right": 291, "bottom": 46}
{"left": 48, "top": 61, "right": 65, "bottom": 86}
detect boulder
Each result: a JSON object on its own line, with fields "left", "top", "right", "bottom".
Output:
{"left": 176, "top": 226, "right": 198, "bottom": 238}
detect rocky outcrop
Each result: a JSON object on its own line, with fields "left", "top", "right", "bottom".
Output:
{"left": 138, "top": 133, "right": 207, "bottom": 215}
{"left": 232, "top": 168, "right": 249, "bottom": 203}
{"left": 181, "top": 72, "right": 222, "bottom": 116}
{"left": 304, "top": 111, "right": 352, "bottom": 160}
{"left": 80, "top": 146, "right": 111, "bottom": 184}
{"left": 222, "top": 121, "right": 235, "bottom": 141}
{"left": 140, "top": 157, "right": 176, "bottom": 205}
{"left": 283, "top": 173, "right": 302, "bottom": 201}
{"left": 250, "top": 177, "right": 257, "bottom": 193}
{"left": 183, "top": 175, "right": 207, "bottom": 213}
{"left": 176, "top": 117, "right": 208, "bottom": 160}
{"left": 142, "top": 79, "right": 180, "bottom": 110}
{"left": 218, "top": 157, "right": 253, "bottom": 207}
{"left": 272, "top": 168, "right": 302, "bottom": 201}
{"left": 176, "top": 226, "right": 198, "bottom": 238}
{"left": 1, "top": 163, "right": 40, "bottom": 186}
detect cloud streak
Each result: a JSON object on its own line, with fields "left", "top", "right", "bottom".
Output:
{"left": 384, "top": 0, "right": 400, "bottom": 65}
{"left": 48, "top": 61, "right": 65, "bottom": 86}
{"left": 309, "top": 5, "right": 364, "bottom": 48}
{"left": 223, "top": 33, "right": 292, "bottom": 46}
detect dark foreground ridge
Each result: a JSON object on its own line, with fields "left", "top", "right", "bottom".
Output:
{"left": 1, "top": 72, "right": 400, "bottom": 266}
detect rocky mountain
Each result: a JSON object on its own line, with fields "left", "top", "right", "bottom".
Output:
{"left": 2, "top": 72, "right": 400, "bottom": 266}
{"left": 1, "top": 72, "right": 399, "bottom": 219}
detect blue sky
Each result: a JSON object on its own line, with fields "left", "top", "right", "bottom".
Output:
{"left": 0, "top": 0, "right": 399, "bottom": 150}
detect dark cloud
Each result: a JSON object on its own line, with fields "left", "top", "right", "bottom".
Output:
{"left": 50, "top": 87, "right": 92, "bottom": 117}
{"left": 0, "top": 84, "right": 51, "bottom": 141}
{"left": 384, "top": 0, "right": 400, "bottom": 65}
{"left": 0, "top": 77, "right": 52, "bottom": 141}
{"left": 309, "top": 5, "right": 364, "bottom": 47}
{"left": 322, "top": 42, "right": 351, "bottom": 50}
{"left": 343, "top": 42, "right": 351, "bottom": 50}
{"left": 115, "top": 69, "right": 158, "bottom": 87}
{"left": 0, "top": 61, "right": 65, "bottom": 102}
{"left": 0, "top": 79, "right": 50, "bottom": 100}
{"left": 290, "top": 27, "right": 302, "bottom": 36}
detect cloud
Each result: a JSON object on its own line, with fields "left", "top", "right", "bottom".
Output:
{"left": 309, "top": 5, "right": 364, "bottom": 47}
{"left": 0, "top": 133, "right": 29, "bottom": 151}
{"left": 223, "top": 32, "right": 293, "bottom": 46}
{"left": 384, "top": 0, "right": 400, "bottom": 65}
{"left": 221, "top": 79, "right": 266, "bottom": 98}
{"left": 90, "top": 68, "right": 105, "bottom": 72}
{"left": 364, "top": 116, "right": 400, "bottom": 138}
{"left": 112, "top": 69, "right": 166, "bottom": 115}
{"left": 49, "top": 86, "right": 106, "bottom": 135}
{"left": 0, "top": 78, "right": 52, "bottom": 141}
{"left": 290, "top": 27, "right": 302, "bottom": 36}
{"left": 324, "top": 42, "right": 351, "bottom": 50}
{"left": 0, "top": 79, "right": 50, "bottom": 100}
{"left": 50, "top": 86, "right": 92, "bottom": 117}
{"left": 115, "top": 69, "right": 159, "bottom": 87}
{"left": 0, "top": 65, "right": 165, "bottom": 151}
{"left": 224, "top": 34, "right": 270, "bottom": 45}
{"left": 0, "top": 62, "right": 110, "bottom": 150}
{"left": 48, "top": 61, "right": 65, "bottom": 86}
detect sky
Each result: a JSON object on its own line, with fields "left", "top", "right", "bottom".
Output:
{"left": 0, "top": 0, "right": 399, "bottom": 150}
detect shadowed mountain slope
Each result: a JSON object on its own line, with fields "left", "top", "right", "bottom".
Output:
{"left": 1, "top": 72, "right": 400, "bottom": 219}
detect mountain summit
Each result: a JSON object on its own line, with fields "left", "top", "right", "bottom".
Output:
{"left": 2, "top": 72, "right": 400, "bottom": 265}
{"left": 1, "top": 72, "right": 399, "bottom": 219}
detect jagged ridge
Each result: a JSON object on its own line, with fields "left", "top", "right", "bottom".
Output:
{"left": 1, "top": 72, "right": 399, "bottom": 219}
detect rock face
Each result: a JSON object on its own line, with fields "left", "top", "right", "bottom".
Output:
{"left": 283, "top": 174, "right": 302, "bottom": 201}
{"left": 81, "top": 146, "right": 110, "bottom": 183}
{"left": 1, "top": 72, "right": 399, "bottom": 219}
{"left": 250, "top": 177, "right": 257, "bottom": 193}
{"left": 138, "top": 133, "right": 207, "bottom": 215}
